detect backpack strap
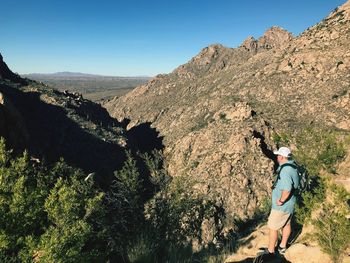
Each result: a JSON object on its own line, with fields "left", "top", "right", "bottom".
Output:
{"left": 272, "top": 163, "right": 297, "bottom": 189}
{"left": 279, "top": 163, "right": 297, "bottom": 175}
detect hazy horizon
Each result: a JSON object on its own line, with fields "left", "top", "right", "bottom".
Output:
{"left": 22, "top": 71, "right": 152, "bottom": 78}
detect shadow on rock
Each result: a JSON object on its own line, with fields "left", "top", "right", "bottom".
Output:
{"left": 0, "top": 83, "right": 126, "bottom": 187}
{"left": 126, "top": 120, "right": 165, "bottom": 153}
{"left": 252, "top": 130, "right": 278, "bottom": 170}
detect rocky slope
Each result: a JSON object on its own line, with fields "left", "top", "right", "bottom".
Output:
{"left": 104, "top": 0, "right": 350, "bottom": 243}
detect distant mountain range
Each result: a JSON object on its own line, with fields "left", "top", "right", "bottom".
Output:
{"left": 22, "top": 72, "right": 151, "bottom": 79}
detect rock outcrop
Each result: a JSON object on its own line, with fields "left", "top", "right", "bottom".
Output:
{"left": 241, "top": 27, "right": 293, "bottom": 53}
{"left": 241, "top": 36, "right": 258, "bottom": 53}
{"left": 257, "top": 26, "right": 293, "bottom": 50}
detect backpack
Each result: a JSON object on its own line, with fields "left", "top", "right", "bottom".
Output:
{"left": 272, "top": 162, "right": 310, "bottom": 194}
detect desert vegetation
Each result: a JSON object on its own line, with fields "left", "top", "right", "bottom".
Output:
{"left": 0, "top": 137, "right": 216, "bottom": 262}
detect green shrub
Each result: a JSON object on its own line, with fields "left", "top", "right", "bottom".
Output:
{"left": 141, "top": 150, "right": 171, "bottom": 190}
{"left": 0, "top": 138, "right": 149, "bottom": 262}
{"left": 295, "top": 177, "right": 326, "bottom": 225}
{"left": 291, "top": 128, "right": 345, "bottom": 175}
{"left": 259, "top": 196, "right": 272, "bottom": 220}
{"left": 219, "top": 113, "right": 226, "bottom": 120}
{"left": 100, "top": 151, "right": 145, "bottom": 258}
{"left": 273, "top": 128, "right": 346, "bottom": 176}
{"left": 0, "top": 138, "right": 105, "bottom": 262}
{"left": 272, "top": 131, "right": 290, "bottom": 147}
{"left": 313, "top": 184, "right": 350, "bottom": 263}
{"left": 114, "top": 150, "right": 143, "bottom": 209}
{"left": 141, "top": 174, "right": 216, "bottom": 262}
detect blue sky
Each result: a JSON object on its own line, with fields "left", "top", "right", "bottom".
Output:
{"left": 0, "top": 0, "right": 346, "bottom": 76}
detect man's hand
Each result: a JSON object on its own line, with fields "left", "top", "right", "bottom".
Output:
{"left": 276, "top": 199, "right": 284, "bottom": 206}
{"left": 277, "top": 190, "right": 291, "bottom": 206}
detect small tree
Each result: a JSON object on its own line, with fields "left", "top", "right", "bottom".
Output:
{"left": 99, "top": 151, "right": 144, "bottom": 259}
{"left": 313, "top": 184, "right": 350, "bottom": 263}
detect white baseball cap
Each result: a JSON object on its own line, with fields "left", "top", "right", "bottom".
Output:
{"left": 273, "top": 147, "right": 292, "bottom": 157}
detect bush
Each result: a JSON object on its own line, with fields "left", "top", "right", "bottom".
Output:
{"left": 100, "top": 151, "right": 145, "bottom": 257}
{"left": 275, "top": 127, "right": 346, "bottom": 176}
{"left": 295, "top": 177, "right": 326, "bottom": 225}
{"left": 0, "top": 138, "right": 105, "bottom": 262}
{"left": 313, "top": 184, "right": 350, "bottom": 263}
{"left": 0, "top": 138, "right": 151, "bottom": 262}
{"left": 138, "top": 171, "right": 217, "bottom": 262}
{"left": 141, "top": 150, "right": 171, "bottom": 191}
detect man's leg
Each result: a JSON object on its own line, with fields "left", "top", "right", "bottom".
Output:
{"left": 268, "top": 228, "right": 278, "bottom": 253}
{"left": 280, "top": 223, "right": 291, "bottom": 248}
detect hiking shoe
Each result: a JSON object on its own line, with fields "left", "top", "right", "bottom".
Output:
{"left": 278, "top": 246, "right": 287, "bottom": 254}
{"left": 257, "top": 247, "right": 275, "bottom": 256}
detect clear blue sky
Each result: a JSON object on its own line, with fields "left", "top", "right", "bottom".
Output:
{"left": 0, "top": 0, "right": 346, "bottom": 76}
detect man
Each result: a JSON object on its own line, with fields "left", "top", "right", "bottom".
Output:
{"left": 259, "top": 146, "right": 299, "bottom": 258}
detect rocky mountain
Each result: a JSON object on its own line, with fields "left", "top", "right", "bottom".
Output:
{"left": 104, "top": 0, "right": 350, "bottom": 243}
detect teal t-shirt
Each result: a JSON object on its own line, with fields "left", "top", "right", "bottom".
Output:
{"left": 271, "top": 160, "right": 299, "bottom": 214}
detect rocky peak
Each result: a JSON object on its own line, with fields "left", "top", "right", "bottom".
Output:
{"left": 258, "top": 26, "right": 293, "bottom": 50}
{"left": 191, "top": 44, "right": 226, "bottom": 66}
{"left": 241, "top": 26, "right": 293, "bottom": 53}
{"left": 173, "top": 44, "right": 236, "bottom": 78}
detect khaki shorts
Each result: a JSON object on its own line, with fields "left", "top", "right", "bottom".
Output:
{"left": 267, "top": 209, "right": 292, "bottom": 230}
